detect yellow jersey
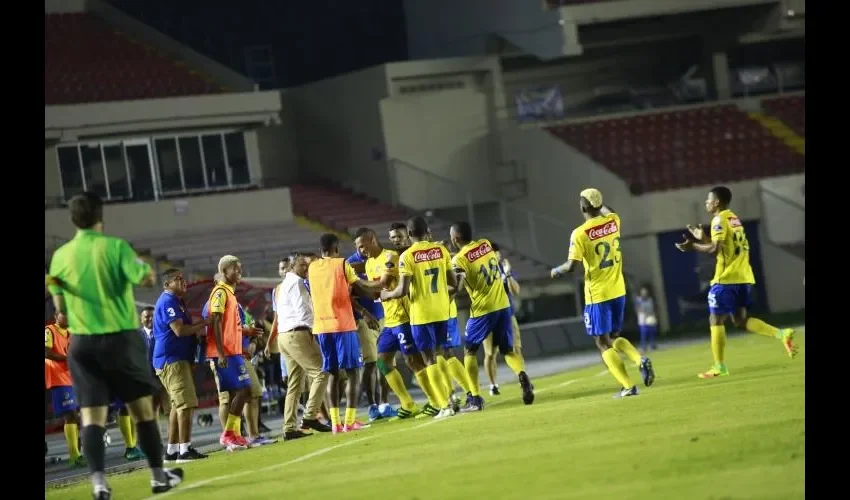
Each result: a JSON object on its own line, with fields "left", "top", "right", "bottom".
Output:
{"left": 452, "top": 239, "right": 510, "bottom": 318}
{"left": 365, "top": 248, "right": 410, "bottom": 328}
{"left": 710, "top": 209, "right": 756, "bottom": 285}
{"left": 449, "top": 298, "right": 457, "bottom": 319}
{"left": 568, "top": 213, "right": 626, "bottom": 304}
{"left": 399, "top": 241, "right": 452, "bottom": 325}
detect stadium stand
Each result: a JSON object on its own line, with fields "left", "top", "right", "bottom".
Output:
{"left": 45, "top": 12, "right": 226, "bottom": 105}
{"left": 130, "top": 221, "right": 348, "bottom": 278}
{"left": 762, "top": 95, "right": 805, "bottom": 137}
{"left": 548, "top": 102, "right": 805, "bottom": 193}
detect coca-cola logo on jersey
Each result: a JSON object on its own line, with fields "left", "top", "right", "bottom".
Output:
{"left": 585, "top": 221, "right": 618, "bottom": 240}
{"left": 465, "top": 242, "right": 492, "bottom": 261}
{"left": 413, "top": 248, "right": 443, "bottom": 262}
{"left": 728, "top": 217, "right": 742, "bottom": 228}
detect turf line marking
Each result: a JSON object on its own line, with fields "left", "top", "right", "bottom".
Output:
{"left": 144, "top": 371, "right": 601, "bottom": 499}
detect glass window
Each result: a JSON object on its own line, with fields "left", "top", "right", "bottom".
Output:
{"left": 57, "top": 146, "right": 84, "bottom": 200}
{"left": 202, "top": 134, "right": 228, "bottom": 187}
{"left": 125, "top": 142, "right": 155, "bottom": 202}
{"left": 80, "top": 144, "right": 107, "bottom": 199}
{"left": 154, "top": 138, "right": 183, "bottom": 193}
{"left": 102, "top": 144, "right": 130, "bottom": 200}
{"left": 225, "top": 132, "right": 250, "bottom": 185}
{"left": 178, "top": 136, "right": 206, "bottom": 190}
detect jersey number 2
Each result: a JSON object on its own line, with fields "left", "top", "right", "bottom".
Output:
{"left": 424, "top": 268, "right": 439, "bottom": 293}
{"left": 595, "top": 237, "right": 621, "bottom": 269}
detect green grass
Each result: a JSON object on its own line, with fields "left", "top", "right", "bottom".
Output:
{"left": 47, "top": 328, "right": 805, "bottom": 500}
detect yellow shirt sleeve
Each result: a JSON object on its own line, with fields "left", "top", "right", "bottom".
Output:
{"left": 451, "top": 253, "right": 467, "bottom": 275}
{"left": 568, "top": 229, "right": 585, "bottom": 261}
{"left": 343, "top": 261, "right": 359, "bottom": 284}
{"left": 399, "top": 250, "right": 413, "bottom": 277}
{"left": 209, "top": 287, "right": 227, "bottom": 314}
{"left": 710, "top": 215, "right": 727, "bottom": 243}
{"left": 45, "top": 327, "right": 54, "bottom": 348}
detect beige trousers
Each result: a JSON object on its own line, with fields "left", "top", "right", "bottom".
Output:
{"left": 278, "top": 329, "right": 329, "bottom": 432}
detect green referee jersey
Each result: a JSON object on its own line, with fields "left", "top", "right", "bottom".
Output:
{"left": 48, "top": 229, "right": 152, "bottom": 335}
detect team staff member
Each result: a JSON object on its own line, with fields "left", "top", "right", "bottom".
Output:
{"left": 153, "top": 269, "right": 209, "bottom": 463}
{"left": 276, "top": 252, "right": 332, "bottom": 439}
{"left": 45, "top": 311, "right": 85, "bottom": 467}
{"left": 310, "top": 234, "right": 380, "bottom": 433}
{"left": 206, "top": 256, "right": 252, "bottom": 451}
{"left": 47, "top": 192, "right": 183, "bottom": 499}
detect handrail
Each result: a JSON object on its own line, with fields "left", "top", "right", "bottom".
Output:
{"left": 758, "top": 184, "right": 805, "bottom": 213}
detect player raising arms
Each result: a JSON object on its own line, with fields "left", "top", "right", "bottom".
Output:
{"left": 675, "top": 186, "right": 797, "bottom": 379}
{"left": 551, "top": 189, "right": 655, "bottom": 399}
{"left": 451, "top": 222, "right": 533, "bottom": 408}
{"left": 381, "top": 217, "right": 457, "bottom": 418}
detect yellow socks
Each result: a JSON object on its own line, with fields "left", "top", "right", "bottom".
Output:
{"left": 436, "top": 356, "right": 455, "bottom": 397}
{"left": 64, "top": 423, "right": 80, "bottom": 460}
{"left": 224, "top": 413, "right": 240, "bottom": 433}
{"left": 117, "top": 415, "right": 136, "bottom": 448}
{"left": 344, "top": 407, "right": 358, "bottom": 426}
{"left": 464, "top": 355, "right": 481, "bottom": 397}
{"left": 504, "top": 352, "right": 526, "bottom": 375}
{"left": 385, "top": 369, "right": 416, "bottom": 410}
{"left": 745, "top": 317, "right": 782, "bottom": 339}
{"left": 602, "top": 348, "right": 634, "bottom": 389}
{"left": 612, "top": 337, "right": 643, "bottom": 365}
{"left": 426, "top": 364, "right": 450, "bottom": 407}
{"left": 447, "top": 356, "right": 474, "bottom": 395}
{"left": 415, "top": 369, "right": 440, "bottom": 408}
{"left": 235, "top": 415, "right": 242, "bottom": 436}
{"left": 330, "top": 407, "right": 341, "bottom": 428}
{"left": 710, "top": 325, "right": 727, "bottom": 365}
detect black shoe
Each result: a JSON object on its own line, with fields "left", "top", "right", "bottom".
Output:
{"left": 92, "top": 487, "right": 112, "bottom": 500}
{"left": 518, "top": 371, "right": 535, "bottom": 405}
{"left": 283, "top": 430, "right": 313, "bottom": 441}
{"left": 164, "top": 452, "right": 179, "bottom": 463}
{"left": 151, "top": 468, "right": 184, "bottom": 494}
{"left": 177, "top": 447, "right": 209, "bottom": 463}
{"left": 300, "top": 418, "right": 332, "bottom": 433}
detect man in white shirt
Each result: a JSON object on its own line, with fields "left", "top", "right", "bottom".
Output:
{"left": 271, "top": 253, "right": 332, "bottom": 439}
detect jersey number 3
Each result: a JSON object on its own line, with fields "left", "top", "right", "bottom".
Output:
{"left": 595, "top": 237, "right": 621, "bottom": 269}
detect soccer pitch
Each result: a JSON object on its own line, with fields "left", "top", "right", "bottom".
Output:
{"left": 46, "top": 328, "right": 805, "bottom": 500}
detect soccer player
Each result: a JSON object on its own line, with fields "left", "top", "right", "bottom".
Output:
{"left": 633, "top": 285, "right": 658, "bottom": 352}
{"left": 47, "top": 192, "right": 183, "bottom": 498}
{"left": 237, "top": 304, "right": 276, "bottom": 445}
{"left": 206, "top": 256, "right": 253, "bottom": 450}
{"left": 310, "top": 233, "right": 380, "bottom": 432}
{"left": 483, "top": 243, "right": 523, "bottom": 396}
{"left": 388, "top": 222, "right": 411, "bottom": 250}
{"left": 437, "top": 239, "right": 476, "bottom": 406}
{"left": 382, "top": 217, "right": 457, "bottom": 418}
{"left": 550, "top": 189, "right": 655, "bottom": 398}
{"left": 44, "top": 311, "right": 85, "bottom": 467}
{"left": 355, "top": 228, "right": 425, "bottom": 419}
{"left": 674, "top": 186, "right": 797, "bottom": 378}
{"left": 345, "top": 249, "right": 389, "bottom": 421}
{"left": 451, "top": 222, "right": 533, "bottom": 409}
{"left": 152, "top": 268, "right": 210, "bottom": 463}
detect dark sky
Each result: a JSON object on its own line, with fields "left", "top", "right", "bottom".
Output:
{"left": 109, "top": 0, "right": 409, "bottom": 88}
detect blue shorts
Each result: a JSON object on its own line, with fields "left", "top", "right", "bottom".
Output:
{"left": 317, "top": 331, "right": 363, "bottom": 372}
{"left": 708, "top": 284, "right": 752, "bottom": 315}
{"left": 377, "top": 323, "right": 418, "bottom": 355}
{"left": 446, "top": 317, "right": 462, "bottom": 349}
{"left": 411, "top": 321, "right": 447, "bottom": 352}
{"left": 213, "top": 355, "right": 252, "bottom": 392}
{"left": 584, "top": 296, "right": 626, "bottom": 337}
{"left": 51, "top": 386, "right": 78, "bottom": 416}
{"left": 466, "top": 308, "right": 513, "bottom": 353}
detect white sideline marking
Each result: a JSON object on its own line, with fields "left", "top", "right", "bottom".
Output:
{"left": 145, "top": 370, "right": 603, "bottom": 499}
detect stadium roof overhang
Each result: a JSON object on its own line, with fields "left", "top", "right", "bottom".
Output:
{"left": 44, "top": 90, "right": 283, "bottom": 142}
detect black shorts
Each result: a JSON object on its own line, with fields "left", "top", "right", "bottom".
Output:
{"left": 68, "top": 330, "right": 159, "bottom": 408}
